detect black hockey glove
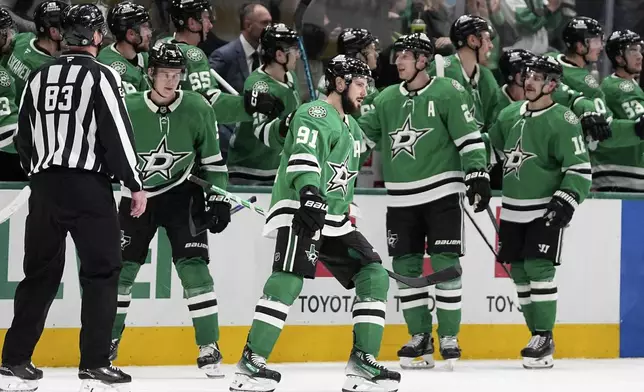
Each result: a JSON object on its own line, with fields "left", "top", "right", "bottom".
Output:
{"left": 244, "top": 89, "right": 285, "bottom": 119}
{"left": 292, "top": 186, "right": 327, "bottom": 239}
{"left": 204, "top": 194, "right": 232, "bottom": 234}
{"left": 580, "top": 112, "right": 611, "bottom": 142}
{"left": 279, "top": 110, "right": 296, "bottom": 137}
{"left": 464, "top": 170, "right": 491, "bottom": 213}
{"left": 635, "top": 115, "right": 644, "bottom": 140}
{"left": 543, "top": 190, "right": 579, "bottom": 229}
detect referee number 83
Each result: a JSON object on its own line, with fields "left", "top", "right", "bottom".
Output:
{"left": 44, "top": 85, "right": 73, "bottom": 112}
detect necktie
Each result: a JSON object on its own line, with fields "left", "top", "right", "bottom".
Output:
{"left": 251, "top": 51, "right": 260, "bottom": 71}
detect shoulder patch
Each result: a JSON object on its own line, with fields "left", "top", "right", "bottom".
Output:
{"left": 252, "top": 80, "right": 270, "bottom": 93}
{"left": 619, "top": 80, "right": 635, "bottom": 92}
{"left": 584, "top": 74, "right": 599, "bottom": 88}
{"left": 564, "top": 110, "right": 579, "bottom": 125}
{"left": 443, "top": 57, "right": 452, "bottom": 67}
{"left": 0, "top": 71, "right": 11, "bottom": 87}
{"left": 186, "top": 48, "right": 204, "bottom": 62}
{"left": 308, "top": 105, "right": 327, "bottom": 118}
{"left": 451, "top": 79, "right": 465, "bottom": 92}
{"left": 110, "top": 61, "right": 127, "bottom": 75}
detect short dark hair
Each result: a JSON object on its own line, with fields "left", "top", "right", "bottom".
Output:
{"left": 239, "top": 3, "right": 259, "bottom": 31}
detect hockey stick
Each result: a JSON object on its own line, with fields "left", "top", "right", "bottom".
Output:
{"left": 231, "top": 196, "right": 257, "bottom": 215}
{"left": 188, "top": 175, "right": 266, "bottom": 216}
{"left": 0, "top": 186, "right": 30, "bottom": 225}
{"left": 189, "top": 195, "right": 258, "bottom": 237}
{"left": 209, "top": 69, "right": 239, "bottom": 96}
{"left": 464, "top": 207, "right": 498, "bottom": 259}
{"left": 486, "top": 204, "right": 500, "bottom": 234}
{"left": 294, "top": 0, "right": 317, "bottom": 100}
{"left": 387, "top": 265, "right": 462, "bottom": 289}
{"left": 466, "top": 205, "right": 513, "bottom": 278}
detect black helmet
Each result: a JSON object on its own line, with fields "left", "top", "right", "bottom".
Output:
{"left": 107, "top": 1, "right": 150, "bottom": 41}
{"left": 34, "top": 1, "right": 66, "bottom": 37}
{"left": 62, "top": 4, "right": 107, "bottom": 47}
{"left": 390, "top": 32, "right": 434, "bottom": 64}
{"left": 337, "top": 28, "right": 378, "bottom": 57}
{"left": 325, "top": 54, "right": 371, "bottom": 93}
{"left": 0, "top": 8, "right": 13, "bottom": 30}
{"left": 450, "top": 15, "right": 493, "bottom": 49}
{"left": 562, "top": 16, "right": 604, "bottom": 51}
{"left": 605, "top": 29, "right": 642, "bottom": 68}
{"left": 260, "top": 23, "right": 299, "bottom": 62}
{"left": 499, "top": 48, "right": 535, "bottom": 84}
{"left": 149, "top": 42, "right": 186, "bottom": 70}
{"left": 522, "top": 55, "right": 563, "bottom": 83}
{"left": 169, "top": 0, "right": 211, "bottom": 30}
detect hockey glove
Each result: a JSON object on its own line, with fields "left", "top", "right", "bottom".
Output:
{"left": 580, "top": 112, "right": 611, "bottom": 142}
{"left": 204, "top": 194, "right": 232, "bottom": 234}
{"left": 279, "top": 110, "right": 296, "bottom": 137}
{"left": 244, "top": 89, "right": 285, "bottom": 119}
{"left": 543, "top": 190, "right": 579, "bottom": 229}
{"left": 464, "top": 170, "right": 491, "bottom": 213}
{"left": 292, "top": 186, "right": 327, "bottom": 239}
{"left": 635, "top": 115, "right": 644, "bottom": 140}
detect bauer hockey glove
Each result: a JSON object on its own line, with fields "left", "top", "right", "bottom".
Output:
{"left": 204, "top": 194, "right": 232, "bottom": 234}
{"left": 244, "top": 89, "right": 285, "bottom": 119}
{"left": 543, "top": 190, "right": 578, "bottom": 229}
{"left": 279, "top": 110, "right": 296, "bottom": 137}
{"left": 580, "top": 112, "right": 611, "bottom": 142}
{"left": 464, "top": 170, "right": 491, "bottom": 213}
{"left": 292, "top": 186, "right": 328, "bottom": 239}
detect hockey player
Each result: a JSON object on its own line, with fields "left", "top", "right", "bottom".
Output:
{"left": 109, "top": 42, "right": 230, "bottom": 378}
{"left": 226, "top": 23, "right": 302, "bottom": 185}
{"left": 487, "top": 55, "right": 591, "bottom": 369}
{"left": 229, "top": 56, "right": 401, "bottom": 392}
{"left": 597, "top": 30, "right": 644, "bottom": 191}
{"left": 317, "top": 28, "right": 380, "bottom": 118}
{"left": 98, "top": 1, "right": 151, "bottom": 94}
{"left": 358, "top": 33, "right": 491, "bottom": 369}
{"left": 165, "top": 0, "right": 283, "bottom": 124}
{"left": 0, "top": 8, "right": 18, "bottom": 154}
{"left": 498, "top": 49, "right": 535, "bottom": 108}
{"left": 429, "top": 15, "right": 500, "bottom": 131}
{"left": 3, "top": 0, "right": 65, "bottom": 101}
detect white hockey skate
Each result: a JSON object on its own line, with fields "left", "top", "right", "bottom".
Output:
{"left": 521, "top": 332, "right": 555, "bottom": 369}
{"left": 198, "top": 342, "right": 224, "bottom": 378}
{"left": 397, "top": 333, "right": 435, "bottom": 369}
{"left": 343, "top": 348, "right": 401, "bottom": 392}
{"left": 439, "top": 336, "right": 461, "bottom": 371}
{"left": 229, "top": 345, "right": 281, "bottom": 392}
{"left": 0, "top": 363, "right": 42, "bottom": 392}
{"left": 78, "top": 366, "right": 131, "bottom": 392}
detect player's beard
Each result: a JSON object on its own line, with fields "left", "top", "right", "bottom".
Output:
{"left": 341, "top": 90, "right": 359, "bottom": 114}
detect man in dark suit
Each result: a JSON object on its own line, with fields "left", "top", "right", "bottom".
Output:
{"left": 209, "top": 3, "right": 272, "bottom": 94}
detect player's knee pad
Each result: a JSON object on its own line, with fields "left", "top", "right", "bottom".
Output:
{"left": 118, "top": 261, "right": 141, "bottom": 288}
{"left": 175, "top": 257, "right": 214, "bottom": 293}
{"left": 524, "top": 258, "right": 556, "bottom": 282}
{"left": 354, "top": 263, "right": 389, "bottom": 302}
{"left": 392, "top": 254, "right": 424, "bottom": 277}
{"left": 263, "top": 271, "right": 303, "bottom": 306}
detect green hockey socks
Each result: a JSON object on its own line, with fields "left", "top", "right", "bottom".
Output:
{"left": 510, "top": 259, "right": 557, "bottom": 332}
{"left": 352, "top": 263, "right": 389, "bottom": 356}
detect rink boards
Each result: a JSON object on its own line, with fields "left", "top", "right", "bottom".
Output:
{"left": 0, "top": 185, "right": 642, "bottom": 365}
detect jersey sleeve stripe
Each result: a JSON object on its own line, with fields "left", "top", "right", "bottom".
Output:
{"left": 286, "top": 163, "right": 321, "bottom": 174}
{"left": 288, "top": 153, "right": 319, "bottom": 166}
{"left": 459, "top": 141, "right": 486, "bottom": 155}
{"left": 202, "top": 164, "right": 228, "bottom": 172}
{"left": 202, "top": 153, "right": 223, "bottom": 164}
{"left": 0, "top": 123, "right": 17, "bottom": 148}
{"left": 453, "top": 132, "right": 483, "bottom": 147}
{"left": 254, "top": 118, "right": 278, "bottom": 147}
{"left": 562, "top": 163, "right": 592, "bottom": 172}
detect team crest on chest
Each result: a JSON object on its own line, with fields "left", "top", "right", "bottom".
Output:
{"left": 389, "top": 114, "right": 433, "bottom": 159}
{"left": 503, "top": 133, "right": 536, "bottom": 179}
{"left": 138, "top": 135, "right": 191, "bottom": 181}
{"left": 0, "top": 71, "right": 10, "bottom": 87}
{"left": 327, "top": 155, "right": 358, "bottom": 197}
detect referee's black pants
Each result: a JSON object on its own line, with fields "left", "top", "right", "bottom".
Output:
{"left": 1, "top": 168, "right": 122, "bottom": 370}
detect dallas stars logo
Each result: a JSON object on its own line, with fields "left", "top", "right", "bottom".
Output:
{"left": 305, "top": 244, "right": 319, "bottom": 266}
{"left": 327, "top": 155, "right": 358, "bottom": 197}
{"left": 138, "top": 135, "right": 191, "bottom": 181}
{"left": 389, "top": 114, "right": 433, "bottom": 159}
{"left": 503, "top": 137, "right": 536, "bottom": 179}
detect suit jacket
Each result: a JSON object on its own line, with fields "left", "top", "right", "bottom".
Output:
{"left": 209, "top": 38, "right": 250, "bottom": 95}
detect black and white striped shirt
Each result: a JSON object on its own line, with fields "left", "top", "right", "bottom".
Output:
{"left": 14, "top": 50, "right": 142, "bottom": 192}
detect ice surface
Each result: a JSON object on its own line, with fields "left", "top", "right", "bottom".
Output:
{"left": 24, "top": 359, "right": 644, "bottom": 392}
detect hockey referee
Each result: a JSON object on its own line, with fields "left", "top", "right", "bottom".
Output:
{"left": 0, "top": 4, "right": 146, "bottom": 391}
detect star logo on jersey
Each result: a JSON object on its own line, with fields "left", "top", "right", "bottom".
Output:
{"left": 138, "top": 135, "right": 191, "bottom": 181}
{"left": 389, "top": 114, "right": 433, "bottom": 159}
{"left": 502, "top": 137, "right": 536, "bottom": 179}
{"left": 0, "top": 71, "right": 10, "bottom": 87}
{"left": 327, "top": 155, "right": 358, "bottom": 197}
{"left": 305, "top": 244, "right": 319, "bottom": 266}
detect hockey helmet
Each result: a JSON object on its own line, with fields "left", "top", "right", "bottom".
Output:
{"left": 34, "top": 1, "right": 66, "bottom": 37}
{"left": 337, "top": 28, "right": 379, "bottom": 57}
{"left": 260, "top": 23, "right": 299, "bottom": 61}
{"left": 0, "top": 8, "right": 13, "bottom": 31}
{"left": 107, "top": 1, "right": 150, "bottom": 41}
{"left": 605, "top": 29, "right": 643, "bottom": 68}
{"left": 450, "top": 15, "right": 494, "bottom": 49}
{"left": 149, "top": 42, "right": 186, "bottom": 70}
{"left": 522, "top": 55, "right": 563, "bottom": 84}
{"left": 390, "top": 32, "right": 434, "bottom": 64}
{"left": 62, "top": 4, "right": 107, "bottom": 47}
{"left": 499, "top": 48, "right": 536, "bottom": 84}
{"left": 325, "top": 54, "right": 372, "bottom": 93}
{"left": 169, "top": 0, "right": 212, "bottom": 30}
{"left": 562, "top": 16, "right": 604, "bottom": 51}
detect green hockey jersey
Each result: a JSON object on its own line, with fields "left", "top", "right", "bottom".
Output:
{"left": 3, "top": 32, "right": 54, "bottom": 103}
{"left": 498, "top": 83, "right": 595, "bottom": 116}
{"left": 0, "top": 66, "right": 18, "bottom": 153}
{"left": 316, "top": 75, "right": 379, "bottom": 119}
{"left": 593, "top": 74, "right": 644, "bottom": 191}
{"left": 227, "top": 67, "right": 301, "bottom": 183}
{"left": 358, "top": 77, "right": 487, "bottom": 207}
{"left": 162, "top": 37, "right": 253, "bottom": 125}
{"left": 123, "top": 90, "right": 227, "bottom": 197}
{"left": 428, "top": 54, "right": 501, "bottom": 131}
{"left": 487, "top": 101, "right": 591, "bottom": 223}
{"left": 97, "top": 43, "right": 150, "bottom": 94}
{"left": 263, "top": 100, "right": 364, "bottom": 237}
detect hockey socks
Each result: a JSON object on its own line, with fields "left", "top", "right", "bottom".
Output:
{"left": 432, "top": 253, "right": 462, "bottom": 337}
{"left": 248, "top": 272, "right": 303, "bottom": 358}
{"left": 352, "top": 263, "right": 389, "bottom": 356}
{"left": 112, "top": 261, "right": 141, "bottom": 340}
{"left": 176, "top": 258, "right": 219, "bottom": 345}
{"left": 511, "top": 259, "right": 557, "bottom": 332}
{"left": 393, "top": 254, "right": 432, "bottom": 335}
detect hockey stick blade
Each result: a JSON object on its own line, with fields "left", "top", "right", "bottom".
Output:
{"left": 0, "top": 186, "right": 30, "bottom": 225}
{"left": 386, "top": 265, "right": 462, "bottom": 288}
